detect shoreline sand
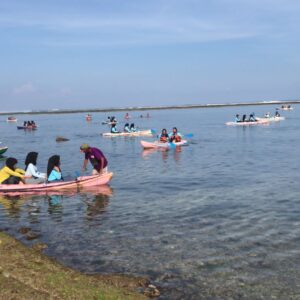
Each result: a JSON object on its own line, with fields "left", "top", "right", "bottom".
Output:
{"left": 0, "top": 230, "right": 151, "bottom": 299}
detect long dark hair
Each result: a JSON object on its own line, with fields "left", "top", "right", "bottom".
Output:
{"left": 6, "top": 157, "right": 18, "bottom": 171}
{"left": 25, "top": 152, "right": 38, "bottom": 170}
{"left": 47, "top": 155, "right": 61, "bottom": 177}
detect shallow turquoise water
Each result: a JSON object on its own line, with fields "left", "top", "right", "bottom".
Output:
{"left": 0, "top": 106, "right": 299, "bottom": 299}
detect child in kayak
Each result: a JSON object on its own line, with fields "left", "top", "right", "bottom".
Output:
{"left": 0, "top": 157, "right": 26, "bottom": 184}
{"left": 47, "top": 155, "right": 63, "bottom": 182}
{"left": 24, "top": 152, "right": 46, "bottom": 184}
{"left": 124, "top": 123, "right": 131, "bottom": 133}
{"left": 169, "top": 127, "right": 182, "bottom": 143}
{"left": 80, "top": 144, "right": 108, "bottom": 175}
{"left": 130, "top": 123, "right": 136, "bottom": 132}
{"left": 159, "top": 129, "right": 169, "bottom": 143}
{"left": 111, "top": 123, "right": 119, "bottom": 133}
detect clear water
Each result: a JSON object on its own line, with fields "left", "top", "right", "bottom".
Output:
{"left": 0, "top": 106, "right": 299, "bottom": 299}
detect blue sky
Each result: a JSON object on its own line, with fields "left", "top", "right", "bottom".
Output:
{"left": 0, "top": 0, "right": 300, "bottom": 110}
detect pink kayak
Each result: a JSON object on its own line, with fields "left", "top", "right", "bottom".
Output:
{"left": 0, "top": 172, "right": 113, "bottom": 194}
{"left": 140, "top": 140, "right": 188, "bottom": 149}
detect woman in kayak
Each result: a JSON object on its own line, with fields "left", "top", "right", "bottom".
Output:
{"left": 124, "top": 123, "right": 131, "bottom": 133}
{"left": 111, "top": 123, "right": 119, "bottom": 134}
{"left": 0, "top": 157, "right": 26, "bottom": 184}
{"left": 130, "top": 123, "right": 136, "bottom": 132}
{"left": 80, "top": 144, "right": 108, "bottom": 175}
{"left": 47, "top": 155, "right": 63, "bottom": 182}
{"left": 24, "top": 152, "right": 46, "bottom": 184}
{"left": 169, "top": 127, "right": 182, "bottom": 143}
{"left": 159, "top": 129, "right": 169, "bottom": 143}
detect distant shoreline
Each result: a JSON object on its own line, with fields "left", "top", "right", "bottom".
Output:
{"left": 1, "top": 100, "right": 299, "bottom": 116}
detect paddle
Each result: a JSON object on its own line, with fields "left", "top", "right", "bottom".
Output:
{"left": 150, "top": 129, "right": 157, "bottom": 136}
{"left": 168, "top": 142, "right": 176, "bottom": 149}
{"left": 183, "top": 133, "right": 193, "bottom": 138}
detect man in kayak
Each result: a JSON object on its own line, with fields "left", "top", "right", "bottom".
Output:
{"left": 80, "top": 144, "right": 108, "bottom": 175}
{"left": 169, "top": 127, "right": 182, "bottom": 143}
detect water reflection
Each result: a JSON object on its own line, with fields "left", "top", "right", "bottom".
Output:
{"left": 0, "top": 195, "right": 26, "bottom": 219}
{"left": 142, "top": 147, "right": 183, "bottom": 163}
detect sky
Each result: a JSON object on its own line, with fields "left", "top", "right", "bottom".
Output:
{"left": 0, "top": 0, "right": 300, "bottom": 110}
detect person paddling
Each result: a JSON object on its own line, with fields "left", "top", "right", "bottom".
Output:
{"left": 80, "top": 144, "right": 108, "bottom": 175}
{"left": 169, "top": 127, "right": 182, "bottom": 143}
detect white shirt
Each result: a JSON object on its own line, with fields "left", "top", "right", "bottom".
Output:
{"left": 25, "top": 163, "right": 46, "bottom": 179}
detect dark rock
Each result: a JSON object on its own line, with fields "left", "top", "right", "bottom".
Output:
{"left": 56, "top": 136, "right": 70, "bottom": 142}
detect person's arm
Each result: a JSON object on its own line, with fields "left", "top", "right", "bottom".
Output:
{"left": 99, "top": 157, "right": 105, "bottom": 173}
{"left": 15, "top": 168, "right": 25, "bottom": 175}
{"left": 82, "top": 159, "right": 88, "bottom": 172}
{"left": 6, "top": 168, "right": 25, "bottom": 179}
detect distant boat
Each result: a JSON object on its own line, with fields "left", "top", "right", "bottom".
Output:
{"left": 279, "top": 105, "right": 294, "bottom": 111}
{"left": 6, "top": 116, "right": 17, "bottom": 122}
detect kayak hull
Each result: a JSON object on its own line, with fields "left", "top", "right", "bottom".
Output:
{"left": 102, "top": 130, "right": 152, "bottom": 137}
{"left": 0, "top": 147, "right": 8, "bottom": 155}
{"left": 0, "top": 172, "right": 113, "bottom": 194}
{"left": 256, "top": 116, "right": 285, "bottom": 122}
{"left": 17, "top": 126, "right": 37, "bottom": 130}
{"left": 225, "top": 120, "right": 269, "bottom": 126}
{"left": 140, "top": 140, "right": 188, "bottom": 149}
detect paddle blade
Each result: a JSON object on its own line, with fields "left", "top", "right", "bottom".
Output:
{"left": 168, "top": 142, "right": 176, "bottom": 149}
{"left": 184, "top": 133, "right": 194, "bottom": 138}
{"left": 150, "top": 129, "right": 157, "bottom": 135}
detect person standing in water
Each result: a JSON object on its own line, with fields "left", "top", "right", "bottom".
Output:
{"left": 80, "top": 144, "right": 108, "bottom": 175}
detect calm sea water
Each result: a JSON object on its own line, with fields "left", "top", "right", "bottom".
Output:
{"left": 0, "top": 106, "right": 299, "bottom": 299}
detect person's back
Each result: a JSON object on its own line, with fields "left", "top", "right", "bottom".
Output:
{"left": 235, "top": 114, "right": 241, "bottom": 122}
{"left": 111, "top": 124, "right": 119, "bottom": 133}
{"left": 242, "top": 114, "right": 247, "bottom": 122}
{"left": 130, "top": 123, "right": 136, "bottom": 132}
{"left": 124, "top": 123, "right": 130, "bottom": 133}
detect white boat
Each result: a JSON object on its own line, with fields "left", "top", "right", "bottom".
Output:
{"left": 102, "top": 130, "right": 153, "bottom": 137}
{"left": 256, "top": 116, "right": 285, "bottom": 122}
{"left": 225, "top": 119, "right": 269, "bottom": 126}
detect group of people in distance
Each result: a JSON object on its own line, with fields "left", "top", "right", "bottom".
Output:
{"left": 235, "top": 113, "right": 257, "bottom": 123}
{"left": 159, "top": 127, "right": 182, "bottom": 143}
{"left": 110, "top": 123, "right": 136, "bottom": 133}
{"left": 0, "top": 144, "right": 108, "bottom": 185}
{"left": 23, "top": 120, "right": 36, "bottom": 127}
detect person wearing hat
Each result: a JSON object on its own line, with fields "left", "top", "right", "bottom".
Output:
{"left": 80, "top": 144, "right": 108, "bottom": 175}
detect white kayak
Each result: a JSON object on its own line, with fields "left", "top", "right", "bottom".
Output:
{"left": 225, "top": 119, "right": 269, "bottom": 126}
{"left": 256, "top": 116, "right": 285, "bottom": 122}
{"left": 101, "top": 121, "right": 118, "bottom": 125}
{"left": 102, "top": 130, "right": 153, "bottom": 137}
{"left": 140, "top": 139, "right": 188, "bottom": 149}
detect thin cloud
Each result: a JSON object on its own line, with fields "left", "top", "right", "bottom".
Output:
{"left": 13, "top": 82, "right": 36, "bottom": 95}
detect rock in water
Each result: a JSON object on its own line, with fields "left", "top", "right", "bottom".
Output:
{"left": 56, "top": 136, "right": 70, "bottom": 142}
